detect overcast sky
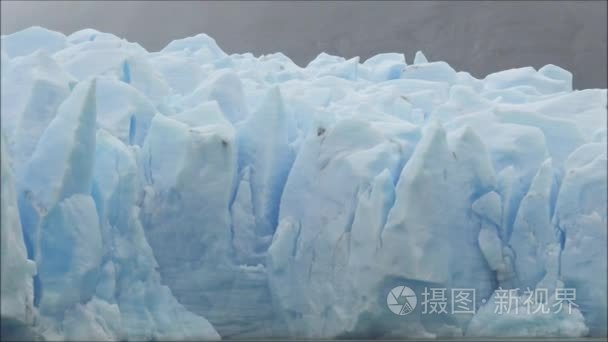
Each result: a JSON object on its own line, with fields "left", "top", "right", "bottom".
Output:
{"left": 1, "top": 1, "right": 606, "bottom": 89}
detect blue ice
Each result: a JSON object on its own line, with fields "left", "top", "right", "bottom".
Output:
{"left": 1, "top": 27, "right": 606, "bottom": 340}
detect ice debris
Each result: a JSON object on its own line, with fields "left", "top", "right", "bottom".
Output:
{"left": 1, "top": 27, "right": 606, "bottom": 340}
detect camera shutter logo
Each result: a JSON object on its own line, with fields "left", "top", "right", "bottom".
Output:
{"left": 387, "top": 286, "right": 417, "bottom": 315}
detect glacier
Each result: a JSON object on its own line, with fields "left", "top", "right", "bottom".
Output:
{"left": 0, "top": 26, "right": 606, "bottom": 340}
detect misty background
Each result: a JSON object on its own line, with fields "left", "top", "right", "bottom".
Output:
{"left": 1, "top": 0, "right": 606, "bottom": 89}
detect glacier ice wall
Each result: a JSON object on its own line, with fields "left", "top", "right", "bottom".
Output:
{"left": 1, "top": 27, "right": 606, "bottom": 340}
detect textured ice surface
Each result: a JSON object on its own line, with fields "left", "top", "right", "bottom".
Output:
{"left": 1, "top": 27, "right": 606, "bottom": 340}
